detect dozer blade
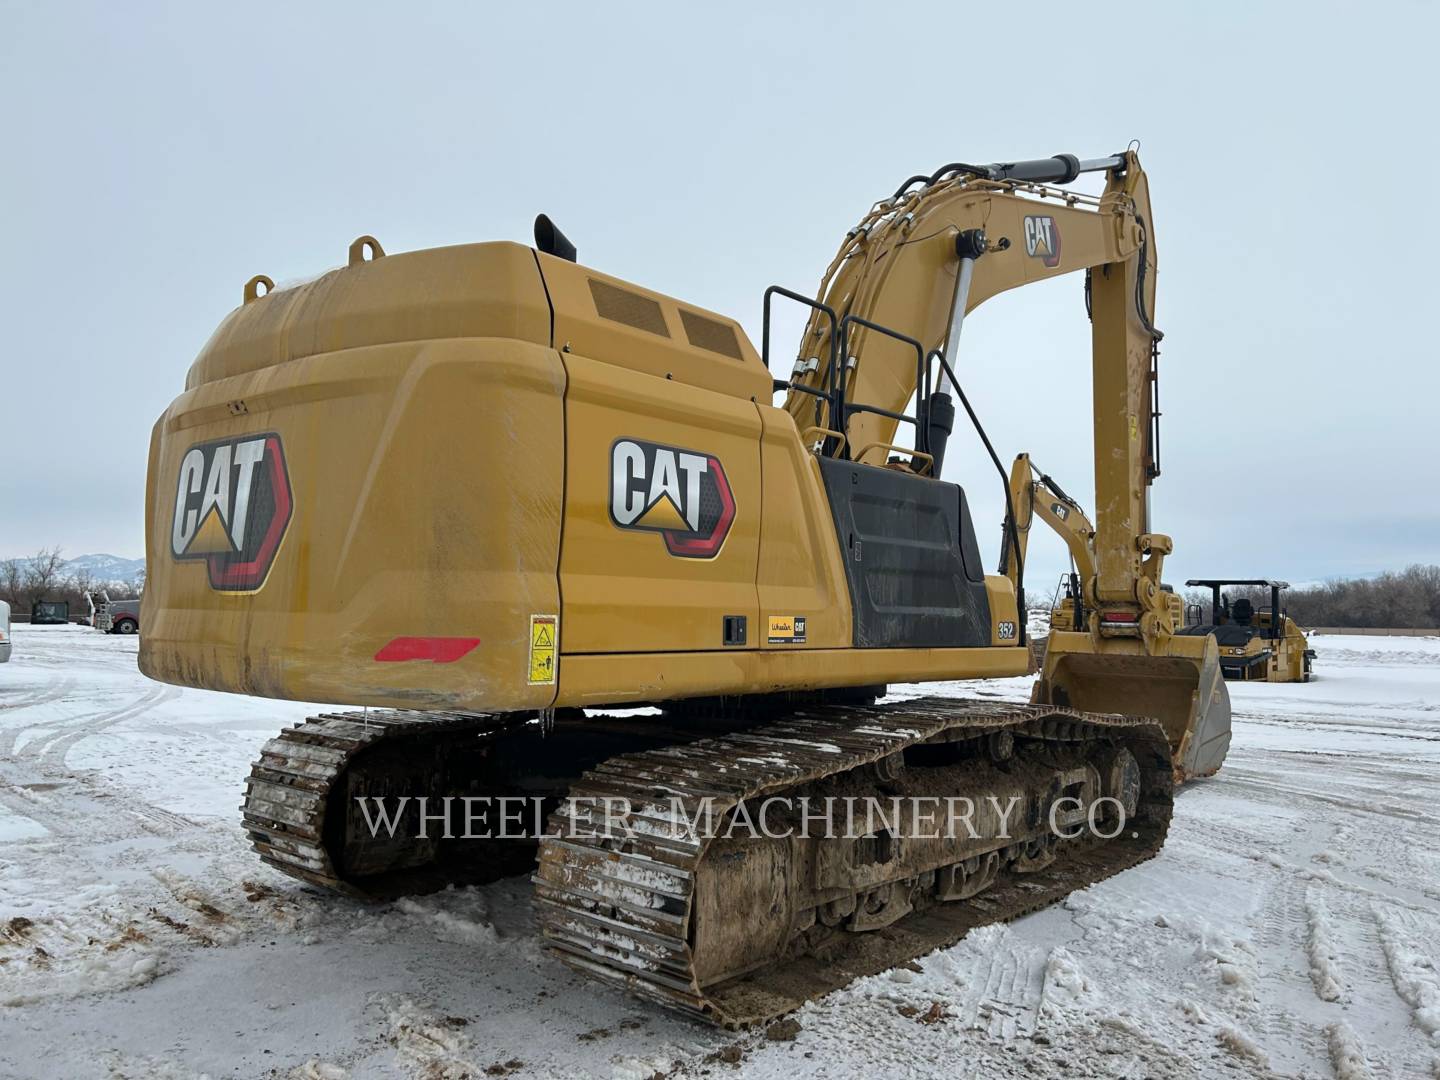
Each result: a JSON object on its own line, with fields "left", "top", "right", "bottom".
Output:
{"left": 1032, "top": 630, "right": 1232, "bottom": 782}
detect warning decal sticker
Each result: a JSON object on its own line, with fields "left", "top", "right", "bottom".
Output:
{"left": 767, "top": 615, "right": 807, "bottom": 644}
{"left": 528, "top": 614, "right": 558, "bottom": 685}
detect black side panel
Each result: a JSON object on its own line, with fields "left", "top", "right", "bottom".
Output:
{"left": 1177, "top": 624, "right": 1261, "bottom": 648}
{"left": 817, "top": 457, "right": 992, "bottom": 648}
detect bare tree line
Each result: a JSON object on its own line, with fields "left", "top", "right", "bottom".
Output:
{"left": 1183, "top": 565, "right": 1440, "bottom": 630}
{"left": 1028, "top": 565, "right": 1440, "bottom": 630}
{"left": 0, "top": 546, "right": 144, "bottom": 615}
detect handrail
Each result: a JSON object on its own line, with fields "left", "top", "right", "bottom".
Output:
{"left": 837, "top": 314, "right": 929, "bottom": 461}
{"left": 763, "top": 286, "right": 841, "bottom": 453}
{"left": 928, "top": 349, "right": 1026, "bottom": 641}
{"left": 852, "top": 442, "right": 934, "bottom": 476}
{"left": 800, "top": 426, "right": 847, "bottom": 454}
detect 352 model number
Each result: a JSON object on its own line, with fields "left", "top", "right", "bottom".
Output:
{"left": 997, "top": 621, "right": 1017, "bottom": 640}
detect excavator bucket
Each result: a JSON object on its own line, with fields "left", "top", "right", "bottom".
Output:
{"left": 1032, "top": 630, "right": 1232, "bottom": 782}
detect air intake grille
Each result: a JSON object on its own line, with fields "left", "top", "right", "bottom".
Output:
{"left": 588, "top": 279, "right": 669, "bottom": 337}
{"left": 680, "top": 309, "right": 743, "bottom": 360}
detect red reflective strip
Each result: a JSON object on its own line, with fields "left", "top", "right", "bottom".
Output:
{"left": 1100, "top": 612, "right": 1139, "bottom": 623}
{"left": 374, "top": 637, "right": 481, "bottom": 663}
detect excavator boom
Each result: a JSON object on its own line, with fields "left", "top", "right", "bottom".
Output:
{"left": 779, "top": 149, "right": 1230, "bottom": 779}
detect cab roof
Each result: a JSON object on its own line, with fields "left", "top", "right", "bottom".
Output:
{"left": 1185, "top": 579, "right": 1289, "bottom": 589}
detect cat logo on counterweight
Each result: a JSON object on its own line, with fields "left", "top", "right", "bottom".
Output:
{"left": 609, "top": 438, "right": 735, "bottom": 559}
{"left": 170, "top": 432, "right": 292, "bottom": 591}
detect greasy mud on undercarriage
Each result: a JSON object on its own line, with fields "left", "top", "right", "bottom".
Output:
{"left": 533, "top": 697, "right": 1173, "bottom": 1027}
{"left": 241, "top": 699, "right": 1172, "bottom": 1029}
{"left": 241, "top": 710, "right": 709, "bottom": 899}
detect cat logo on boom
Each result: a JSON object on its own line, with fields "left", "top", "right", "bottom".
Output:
{"left": 1023, "top": 215, "right": 1062, "bottom": 268}
{"left": 610, "top": 438, "right": 735, "bottom": 558}
{"left": 170, "top": 433, "right": 292, "bottom": 591}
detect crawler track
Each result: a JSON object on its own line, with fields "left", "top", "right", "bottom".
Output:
{"left": 533, "top": 697, "right": 1173, "bottom": 1026}
{"left": 242, "top": 697, "right": 1172, "bottom": 1028}
{"left": 241, "top": 710, "right": 519, "bottom": 898}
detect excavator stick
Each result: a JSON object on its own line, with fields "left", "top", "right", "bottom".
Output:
{"left": 1008, "top": 454, "right": 1233, "bottom": 784}
{"left": 1032, "top": 631, "right": 1231, "bottom": 782}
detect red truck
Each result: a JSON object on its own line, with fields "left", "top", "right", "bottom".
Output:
{"left": 86, "top": 591, "right": 141, "bottom": 634}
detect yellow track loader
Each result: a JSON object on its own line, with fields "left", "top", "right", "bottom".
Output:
{"left": 142, "top": 149, "right": 1230, "bottom": 1026}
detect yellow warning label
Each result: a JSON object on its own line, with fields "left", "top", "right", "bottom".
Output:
{"left": 767, "top": 615, "right": 806, "bottom": 644}
{"left": 528, "top": 614, "right": 558, "bottom": 685}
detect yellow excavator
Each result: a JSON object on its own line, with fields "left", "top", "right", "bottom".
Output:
{"left": 141, "top": 148, "right": 1230, "bottom": 1026}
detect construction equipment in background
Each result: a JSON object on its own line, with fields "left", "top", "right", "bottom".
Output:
{"left": 141, "top": 149, "right": 1230, "bottom": 1027}
{"left": 1180, "top": 579, "right": 1315, "bottom": 682}
{"left": 0, "top": 601, "right": 10, "bottom": 662}
{"left": 29, "top": 600, "right": 69, "bottom": 625}
{"left": 1008, "top": 456, "right": 1230, "bottom": 778}
{"left": 86, "top": 591, "right": 141, "bottom": 635}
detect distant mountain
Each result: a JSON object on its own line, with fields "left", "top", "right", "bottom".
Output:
{"left": 4, "top": 553, "right": 145, "bottom": 585}
{"left": 62, "top": 554, "right": 145, "bottom": 581}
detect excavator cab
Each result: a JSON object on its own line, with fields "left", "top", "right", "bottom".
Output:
{"left": 1178, "top": 579, "right": 1314, "bottom": 683}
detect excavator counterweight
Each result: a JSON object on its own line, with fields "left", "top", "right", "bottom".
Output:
{"left": 142, "top": 149, "right": 1229, "bottom": 1025}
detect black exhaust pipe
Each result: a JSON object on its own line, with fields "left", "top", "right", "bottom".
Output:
{"left": 534, "top": 214, "right": 577, "bottom": 262}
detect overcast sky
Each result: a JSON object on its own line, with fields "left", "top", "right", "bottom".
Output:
{"left": 2, "top": 2, "right": 1436, "bottom": 592}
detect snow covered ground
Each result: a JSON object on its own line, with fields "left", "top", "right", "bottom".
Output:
{"left": 1, "top": 626, "right": 1438, "bottom": 1079}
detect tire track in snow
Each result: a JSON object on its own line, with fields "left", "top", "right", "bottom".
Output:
{"left": 946, "top": 928, "right": 1049, "bottom": 1042}
{"left": 31, "top": 684, "right": 175, "bottom": 767}
{"left": 1305, "top": 889, "right": 1344, "bottom": 1002}
{"left": 1249, "top": 867, "right": 1333, "bottom": 1070}
{"left": 1219, "top": 771, "right": 1431, "bottom": 826}
{"left": 0, "top": 675, "right": 75, "bottom": 713}
{"left": 1326, "top": 1020, "right": 1375, "bottom": 1079}
{"left": 37, "top": 683, "right": 179, "bottom": 769}
{"left": 0, "top": 684, "right": 198, "bottom": 841}
{"left": 1372, "top": 904, "right": 1440, "bottom": 1040}
{"left": 0, "top": 684, "right": 160, "bottom": 760}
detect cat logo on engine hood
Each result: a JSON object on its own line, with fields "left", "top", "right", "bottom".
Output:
{"left": 171, "top": 432, "right": 292, "bottom": 591}
{"left": 609, "top": 438, "right": 734, "bottom": 558}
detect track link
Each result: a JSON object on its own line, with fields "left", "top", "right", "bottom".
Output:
{"left": 241, "top": 710, "right": 513, "bottom": 898}
{"left": 243, "top": 697, "right": 1172, "bottom": 1028}
{"left": 533, "top": 696, "right": 1172, "bottom": 1027}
